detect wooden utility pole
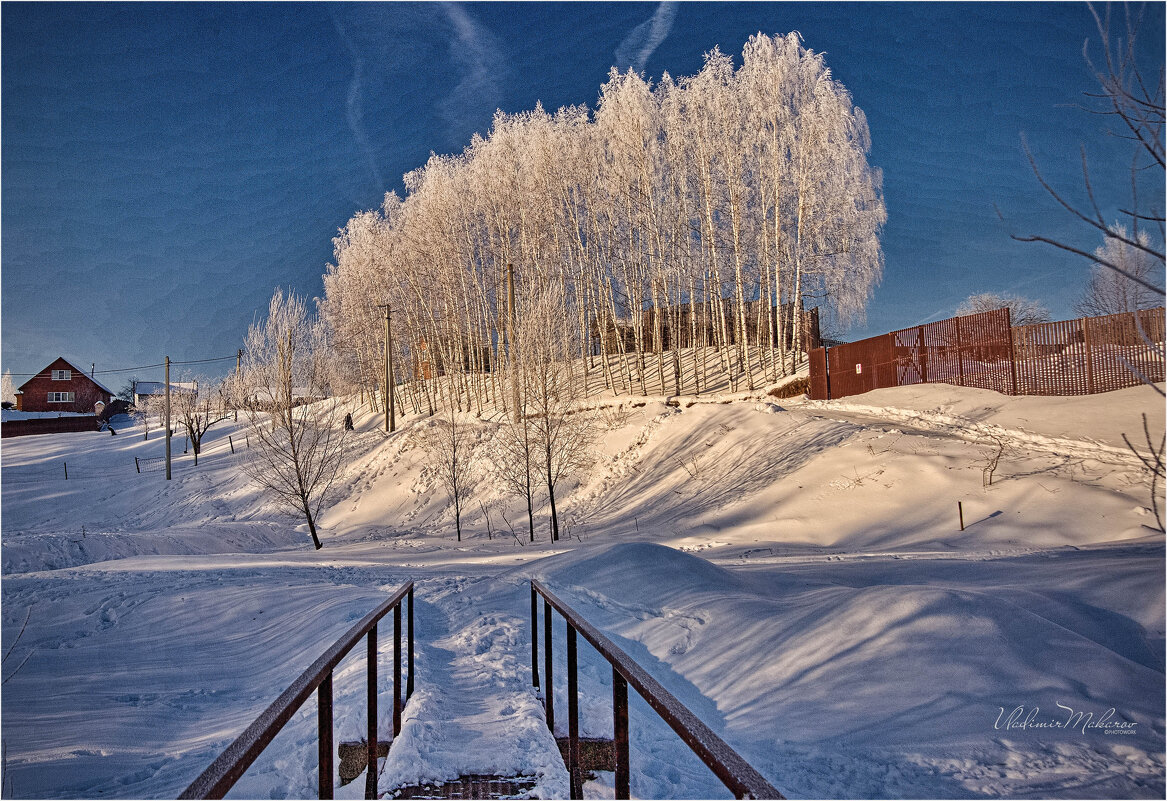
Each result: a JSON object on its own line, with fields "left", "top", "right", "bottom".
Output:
{"left": 380, "top": 305, "right": 396, "bottom": 432}
{"left": 508, "top": 263, "right": 520, "bottom": 422}
{"left": 164, "top": 356, "right": 172, "bottom": 481}
{"left": 235, "top": 349, "right": 242, "bottom": 421}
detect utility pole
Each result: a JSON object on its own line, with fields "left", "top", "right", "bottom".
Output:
{"left": 235, "top": 349, "right": 242, "bottom": 422}
{"left": 380, "top": 305, "right": 396, "bottom": 432}
{"left": 508, "top": 263, "right": 520, "bottom": 422}
{"left": 164, "top": 356, "right": 172, "bottom": 481}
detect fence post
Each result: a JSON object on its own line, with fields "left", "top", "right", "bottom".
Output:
{"left": 366, "top": 625, "right": 378, "bottom": 801}
{"left": 824, "top": 346, "right": 831, "bottom": 400}
{"left": 954, "top": 316, "right": 965, "bottom": 386}
{"left": 1082, "top": 317, "right": 1095, "bottom": 394}
{"left": 613, "top": 668, "right": 630, "bottom": 800}
{"left": 394, "top": 603, "right": 402, "bottom": 737}
{"left": 567, "top": 625, "right": 581, "bottom": 799}
{"left": 319, "top": 673, "right": 334, "bottom": 799}
{"left": 1006, "top": 310, "right": 1019, "bottom": 395}
{"left": 135, "top": 457, "right": 140, "bottom": 474}
{"left": 531, "top": 584, "right": 540, "bottom": 689}
{"left": 407, "top": 586, "right": 414, "bottom": 700}
{"left": 63, "top": 461, "right": 68, "bottom": 480}
{"left": 544, "top": 599, "right": 554, "bottom": 733}
{"left": 229, "top": 436, "right": 235, "bottom": 454}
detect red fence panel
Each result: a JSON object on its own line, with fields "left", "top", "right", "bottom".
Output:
{"left": 1013, "top": 307, "right": 1165, "bottom": 395}
{"left": 807, "top": 307, "right": 1162, "bottom": 401}
{"left": 824, "top": 333, "right": 894, "bottom": 399}
{"left": 890, "top": 308, "right": 1014, "bottom": 395}
{"left": 809, "top": 348, "right": 829, "bottom": 400}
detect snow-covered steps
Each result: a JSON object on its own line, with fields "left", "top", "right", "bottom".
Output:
{"left": 388, "top": 774, "right": 538, "bottom": 799}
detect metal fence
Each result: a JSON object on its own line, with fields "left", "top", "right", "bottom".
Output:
{"left": 810, "top": 307, "right": 1164, "bottom": 401}
{"left": 1012, "top": 308, "right": 1166, "bottom": 396}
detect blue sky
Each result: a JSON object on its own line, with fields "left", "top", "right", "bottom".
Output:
{"left": 2, "top": 2, "right": 1163, "bottom": 385}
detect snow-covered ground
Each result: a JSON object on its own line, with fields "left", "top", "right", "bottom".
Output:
{"left": 1, "top": 381, "right": 1163, "bottom": 799}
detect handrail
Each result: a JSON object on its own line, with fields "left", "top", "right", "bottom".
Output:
{"left": 531, "top": 580, "right": 783, "bottom": 800}
{"left": 181, "top": 581, "right": 415, "bottom": 800}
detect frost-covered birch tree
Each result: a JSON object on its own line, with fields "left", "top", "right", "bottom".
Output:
{"left": 240, "top": 290, "right": 348, "bottom": 550}
{"left": 515, "top": 283, "right": 595, "bottom": 542}
{"left": 1076, "top": 227, "right": 1164, "bottom": 317}
{"left": 423, "top": 408, "right": 474, "bottom": 542}
{"left": 0, "top": 370, "right": 14, "bottom": 406}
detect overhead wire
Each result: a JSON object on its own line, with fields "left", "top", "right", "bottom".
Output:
{"left": 6, "top": 354, "right": 240, "bottom": 379}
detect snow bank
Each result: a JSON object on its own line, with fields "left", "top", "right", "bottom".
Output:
{"left": 522, "top": 542, "right": 1165, "bottom": 798}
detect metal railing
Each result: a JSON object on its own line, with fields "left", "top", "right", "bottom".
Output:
{"left": 531, "top": 580, "right": 783, "bottom": 800}
{"left": 181, "top": 582, "right": 415, "bottom": 800}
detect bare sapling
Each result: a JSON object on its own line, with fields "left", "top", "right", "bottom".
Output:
{"left": 239, "top": 289, "right": 350, "bottom": 550}
{"left": 422, "top": 406, "right": 475, "bottom": 542}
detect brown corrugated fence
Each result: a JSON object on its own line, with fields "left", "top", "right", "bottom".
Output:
{"left": 810, "top": 307, "right": 1164, "bottom": 400}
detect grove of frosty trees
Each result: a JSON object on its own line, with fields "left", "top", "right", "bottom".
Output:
{"left": 321, "top": 33, "right": 886, "bottom": 415}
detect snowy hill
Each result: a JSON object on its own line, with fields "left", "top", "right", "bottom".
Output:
{"left": 1, "top": 383, "right": 1163, "bottom": 798}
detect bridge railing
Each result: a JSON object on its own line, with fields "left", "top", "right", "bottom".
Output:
{"left": 531, "top": 579, "right": 783, "bottom": 800}
{"left": 181, "top": 582, "right": 415, "bottom": 800}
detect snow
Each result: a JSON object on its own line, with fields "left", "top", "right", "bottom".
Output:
{"left": 1, "top": 383, "right": 1163, "bottom": 799}
{"left": 2, "top": 410, "right": 94, "bottom": 421}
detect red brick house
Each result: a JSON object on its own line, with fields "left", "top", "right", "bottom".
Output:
{"left": 15, "top": 357, "right": 114, "bottom": 413}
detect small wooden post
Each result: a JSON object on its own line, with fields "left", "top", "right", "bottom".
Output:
{"left": 63, "top": 461, "right": 68, "bottom": 480}
{"left": 958, "top": 501, "right": 965, "bottom": 531}
{"left": 228, "top": 436, "right": 235, "bottom": 454}
{"left": 135, "top": 457, "right": 140, "bottom": 474}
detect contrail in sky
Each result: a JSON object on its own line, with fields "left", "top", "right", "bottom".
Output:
{"left": 330, "top": 7, "right": 385, "bottom": 191}
{"left": 440, "top": 3, "right": 503, "bottom": 136}
{"left": 614, "top": 1, "right": 677, "bottom": 74}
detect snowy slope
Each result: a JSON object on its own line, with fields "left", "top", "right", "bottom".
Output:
{"left": 1, "top": 384, "right": 1163, "bottom": 799}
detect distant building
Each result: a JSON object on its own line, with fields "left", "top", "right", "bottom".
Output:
{"left": 15, "top": 357, "right": 114, "bottom": 413}
{"left": 133, "top": 380, "right": 198, "bottom": 408}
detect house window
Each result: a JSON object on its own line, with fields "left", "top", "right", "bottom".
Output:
{"left": 47, "top": 392, "right": 75, "bottom": 403}
{"left": 51, "top": 369, "right": 72, "bottom": 381}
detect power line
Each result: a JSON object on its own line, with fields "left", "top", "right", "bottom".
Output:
{"left": 171, "top": 355, "right": 240, "bottom": 366}
{"left": 5, "top": 355, "right": 239, "bottom": 379}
